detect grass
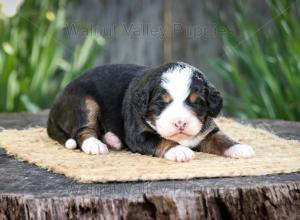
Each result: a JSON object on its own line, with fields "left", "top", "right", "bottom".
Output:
{"left": 209, "top": 0, "right": 300, "bottom": 120}
{"left": 0, "top": 0, "right": 105, "bottom": 112}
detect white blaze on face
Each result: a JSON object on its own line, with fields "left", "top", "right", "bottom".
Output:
{"left": 156, "top": 65, "right": 202, "bottom": 142}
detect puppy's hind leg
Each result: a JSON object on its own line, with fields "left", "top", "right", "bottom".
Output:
{"left": 103, "top": 132, "right": 123, "bottom": 150}
{"left": 75, "top": 96, "right": 108, "bottom": 155}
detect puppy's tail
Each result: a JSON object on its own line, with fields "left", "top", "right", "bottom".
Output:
{"left": 47, "top": 117, "right": 77, "bottom": 150}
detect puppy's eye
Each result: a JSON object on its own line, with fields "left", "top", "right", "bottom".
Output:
{"left": 161, "top": 93, "right": 172, "bottom": 104}
{"left": 188, "top": 92, "right": 198, "bottom": 103}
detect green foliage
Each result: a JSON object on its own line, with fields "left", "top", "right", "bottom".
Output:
{"left": 209, "top": 0, "right": 300, "bottom": 120}
{"left": 0, "top": 0, "right": 105, "bottom": 112}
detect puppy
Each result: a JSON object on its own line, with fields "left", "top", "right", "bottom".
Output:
{"left": 47, "top": 62, "right": 255, "bottom": 162}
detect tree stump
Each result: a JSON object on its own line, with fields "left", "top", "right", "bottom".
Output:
{"left": 0, "top": 112, "right": 299, "bottom": 220}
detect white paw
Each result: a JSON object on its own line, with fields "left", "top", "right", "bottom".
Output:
{"left": 81, "top": 137, "right": 109, "bottom": 155}
{"left": 64, "top": 138, "right": 77, "bottom": 149}
{"left": 164, "top": 145, "right": 195, "bottom": 162}
{"left": 103, "top": 132, "right": 122, "bottom": 150}
{"left": 224, "top": 144, "right": 255, "bottom": 158}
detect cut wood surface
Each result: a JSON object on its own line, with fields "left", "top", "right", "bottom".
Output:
{"left": 0, "top": 112, "right": 299, "bottom": 220}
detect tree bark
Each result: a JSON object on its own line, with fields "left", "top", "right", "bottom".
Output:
{"left": 0, "top": 182, "right": 299, "bottom": 220}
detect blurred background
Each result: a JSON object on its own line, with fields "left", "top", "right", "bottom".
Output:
{"left": 0, "top": 0, "right": 299, "bottom": 121}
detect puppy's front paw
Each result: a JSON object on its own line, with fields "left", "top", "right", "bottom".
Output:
{"left": 81, "top": 137, "right": 109, "bottom": 155}
{"left": 224, "top": 144, "right": 255, "bottom": 158}
{"left": 164, "top": 145, "right": 195, "bottom": 162}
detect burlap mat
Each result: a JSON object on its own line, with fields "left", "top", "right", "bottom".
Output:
{"left": 0, "top": 118, "right": 299, "bottom": 183}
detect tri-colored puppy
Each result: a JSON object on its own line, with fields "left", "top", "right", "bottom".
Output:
{"left": 47, "top": 62, "right": 255, "bottom": 162}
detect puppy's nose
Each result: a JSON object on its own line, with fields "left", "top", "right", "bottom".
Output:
{"left": 173, "top": 120, "right": 188, "bottom": 131}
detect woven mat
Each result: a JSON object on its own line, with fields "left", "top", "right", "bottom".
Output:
{"left": 0, "top": 118, "right": 299, "bottom": 183}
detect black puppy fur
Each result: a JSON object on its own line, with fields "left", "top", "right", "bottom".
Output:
{"left": 47, "top": 63, "right": 241, "bottom": 158}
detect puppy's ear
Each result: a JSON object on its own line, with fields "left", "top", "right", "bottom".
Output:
{"left": 132, "top": 88, "right": 149, "bottom": 116}
{"left": 206, "top": 83, "right": 223, "bottom": 117}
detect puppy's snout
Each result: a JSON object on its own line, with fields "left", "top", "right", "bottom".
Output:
{"left": 173, "top": 120, "right": 188, "bottom": 131}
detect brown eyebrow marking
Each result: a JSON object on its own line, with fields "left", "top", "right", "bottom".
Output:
{"left": 162, "top": 92, "right": 172, "bottom": 104}
{"left": 189, "top": 92, "right": 198, "bottom": 103}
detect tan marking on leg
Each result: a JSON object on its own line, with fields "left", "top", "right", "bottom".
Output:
{"left": 76, "top": 96, "right": 101, "bottom": 146}
{"left": 199, "top": 131, "right": 237, "bottom": 155}
{"left": 155, "top": 139, "right": 178, "bottom": 157}
{"left": 85, "top": 96, "right": 100, "bottom": 129}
